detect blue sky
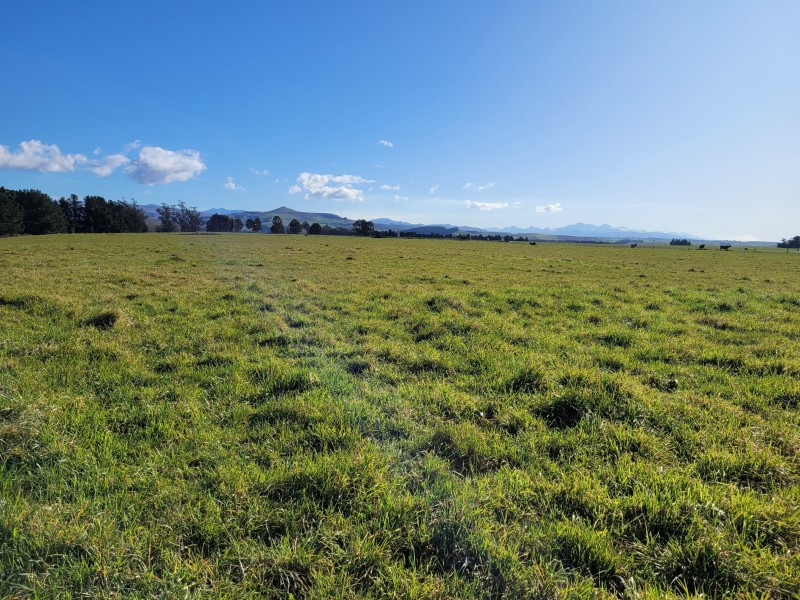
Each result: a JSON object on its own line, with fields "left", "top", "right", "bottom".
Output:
{"left": 1, "top": 1, "right": 797, "bottom": 240}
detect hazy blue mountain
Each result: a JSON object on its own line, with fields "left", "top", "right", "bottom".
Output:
{"left": 405, "top": 226, "right": 460, "bottom": 235}
{"left": 486, "top": 222, "right": 695, "bottom": 239}
{"left": 200, "top": 207, "right": 240, "bottom": 216}
{"left": 373, "top": 218, "right": 460, "bottom": 231}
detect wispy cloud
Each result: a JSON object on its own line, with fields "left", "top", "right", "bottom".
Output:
{"left": 289, "top": 172, "right": 373, "bottom": 202}
{"left": 535, "top": 202, "right": 563, "bottom": 213}
{"left": 378, "top": 139, "right": 394, "bottom": 148}
{"left": 512, "top": 201, "right": 524, "bottom": 208}
{"left": 465, "top": 200, "right": 508, "bottom": 211}
{"left": 0, "top": 140, "right": 87, "bottom": 173}
{"left": 250, "top": 168, "right": 270, "bottom": 176}
{"left": 124, "top": 140, "right": 142, "bottom": 152}
{"left": 224, "top": 176, "right": 245, "bottom": 190}
{"left": 392, "top": 195, "right": 409, "bottom": 202}
{"left": 89, "top": 154, "right": 129, "bottom": 177}
{"left": 126, "top": 146, "right": 206, "bottom": 185}
{"left": 381, "top": 184, "right": 400, "bottom": 190}
{"left": 429, "top": 184, "right": 439, "bottom": 195}
{"left": 463, "top": 181, "right": 496, "bottom": 192}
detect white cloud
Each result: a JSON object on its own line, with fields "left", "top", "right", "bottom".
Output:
{"left": 378, "top": 139, "right": 394, "bottom": 148}
{"left": 125, "top": 146, "right": 206, "bottom": 185}
{"left": 331, "top": 174, "right": 372, "bottom": 184}
{"left": 89, "top": 154, "right": 129, "bottom": 177}
{"left": 93, "top": 147, "right": 102, "bottom": 156}
{"left": 429, "top": 184, "right": 439, "bottom": 195}
{"left": 0, "top": 140, "right": 88, "bottom": 173}
{"left": 392, "top": 195, "right": 410, "bottom": 202}
{"left": 224, "top": 176, "right": 245, "bottom": 191}
{"left": 512, "top": 201, "right": 524, "bottom": 208}
{"left": 124, "top": 140, "right": 142, "bottom": 152}
{"left": 290, "top": 172, "right": 372, "bottom": 202}
{"left": 465, "top": 200, "right": 508, "bottom": 211}
{"left": 250, "top": 168, "right": 270, "bottom": 176}
{"left": 463, "top": 181, "right": 496, "bottom": 192}
{"left": 535, "top": 202, "right": 563, "bottom": 213}
{"left": 381, "top": 184, "right": 400, "bottom": 190}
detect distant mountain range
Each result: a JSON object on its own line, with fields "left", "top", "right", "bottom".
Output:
{"left": 371, "top": 218, "right": 695, "bottom": 240}
{"left": 136, "top": 203, "right": 733, "bottom": 241}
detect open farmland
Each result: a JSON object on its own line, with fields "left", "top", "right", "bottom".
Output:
{"left": 1, "top": 234, "right": 799, "bottom": 598}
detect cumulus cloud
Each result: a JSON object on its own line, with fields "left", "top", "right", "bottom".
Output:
{"left": 250, "top": 168, "right": 270, "bottom": 176}
{"left": 465, "top": 200, "right": 508, "bottom": 211}
{"left": 535, "top": 202, "right": 563, "bottom": 213}
{"left": 378, "top": 139, "right": 394, "bottom": 148}
{"left": 463, "top": 181, "right": 496, "bottom": 192}
{"left": 124, "top": 140, "right": 142, "bottom": 152}
{"left": 289, "top": 172, "right": 373, "bottom": 202}
{"left": 380, "top": 184, "right": 400, "bottom": 190}
{"left": 125, "top": 146, "right": 206, "bottom": 185}
{"left": 224, "top": 176, "right": 245, "bottom": 191}
{"left": 89, "top": 154, "right": 130, "bottom": 177}
{"left": 0, "top": 140, "right": 88, "bottom": 172}
{"left": 429, "top": 184, "right": 439, "bottom": 195}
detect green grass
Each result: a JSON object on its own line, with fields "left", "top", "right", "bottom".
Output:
{"left": 1, "top": 234, "right": 799, "bottom": 598}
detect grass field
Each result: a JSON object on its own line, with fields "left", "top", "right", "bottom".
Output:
{"left": 1, "top": 233, "right": 799, "bottom": 598}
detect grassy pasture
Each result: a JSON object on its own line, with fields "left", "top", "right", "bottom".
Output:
{"left": 1, "top": 233, "right": 799, "bottom": 598}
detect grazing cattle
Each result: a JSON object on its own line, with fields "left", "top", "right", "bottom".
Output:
{"left": 698, "top": 244, "right": 705, "bottom": 250}
{"left": 529, "top": 242, "right": 536, "bottom": 245}
{"left": 720, "top": 244, "right": 732, "bottom": 251}
{"left": 630, "top": 243, "right": 638, "bottom": 248}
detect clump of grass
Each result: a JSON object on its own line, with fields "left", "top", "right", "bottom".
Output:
{"left": 0, "top": 293, "right": 69, "bottom": 318}
{"left": 548, "top": 519, "right": 627, "bottom": 592}
{"left": 697, "top": 315, "right": 736, "bottom": 330}
{"left": 695, "top": 448, "right": 791, "bottom": 490}
{"left": 84, "top": 309, "right": 121, "bottom": 329}
{"left": 596, "top": 330, "right": 633, "bottom": 348}
{"left": 537, "top": 370, "right": 636, "bottom": 428}
{"left": 500, "top": 364, "right": 548, "bottom": 394}
{"left": 423, "top": 422, "right": 518, "bottom": 474}
{"left": 247, "top": 360, "right": 315, "bottom": 396}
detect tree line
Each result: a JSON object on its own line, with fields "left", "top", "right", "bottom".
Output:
{"left": 206, "top": 215, "right": 377, "bottom": 237}
{"left": 1, "top": 187, "right": 148, "bottom": 235}
{"left": 777, "top": 236, "right": 800, "bottom": 249}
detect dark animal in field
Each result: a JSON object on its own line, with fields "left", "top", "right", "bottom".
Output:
{"left": 630, "top": 243, "right": 637, "bottom": 248}
{"left": 529, "top": 242, "right": 536, "bottom": 245}
{"left": 698, "top": 244, "right": 705, "bottom": 250}
{"left": 720, "top": 244, "right": 732, "bottom": 251}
